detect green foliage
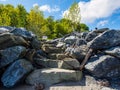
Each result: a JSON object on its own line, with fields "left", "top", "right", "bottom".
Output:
{"left": 26, "top": 6, "right": 44, "bottom": 37}
{"left": 64, "top": 2, "right": 81, "bottom": 31}
{"left": 0, "top": 4, "right": 11, "bottom": 26}
{"left": 16, "top": 4, "right": 28, "bottom": 27}
{"left": 66, "top": 2, "right": 81, "bottom": 23}
{"left": 80, "top": 23, "right": 89, "bottom": 32}
{"left": 0, "top": 4, "right": 89, "bottom": 39}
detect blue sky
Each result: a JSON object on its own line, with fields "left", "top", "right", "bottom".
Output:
{"left": 0, "top": 0, "right": 120, "bottom": 30}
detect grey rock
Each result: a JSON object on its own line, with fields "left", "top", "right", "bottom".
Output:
{"left": 72, "top": 45, "right": 88, "bottom": 61}
{"left": 35, "top": 50, "right": 48, "bottom": 58}
{"left": 50, "top": 75, "right": 115, "bottom": 90}
{"left": 35, "top": 59, "right": 59, "bottom": 68}
{"left": 56, "top": 53, "right": 69, "bottom": 60}
{"left": 104, "top": 46, "right": 120, "bottom": 59}
{"left": 81, "top": 32, "right": 89, "bottom": 39}
{"left": 0, "top": 26, "right": 14, "bottom": 34}
{"left": 35, "top": 58, "right": 80, "bottom": 69}
{"left": 75, "top": 39, "right": 87, "bottom": 46}
{"left": 48, "top": 53, "right": 57, "bottom": 59}
{"left": 0, "top": 26, "right": 14, "bottom": 31}
{"left": 1, "top": 59, "right": 33, "bottom": 87}
{"left": 11, "top": 28, "right": 36, "bottom": 40}
{"left": 85, "top": 28, "right": 108, "bottom": 42}
{"left": 0, "top": 33, "right": 29, "bottom": 50}
{"left": 88, "top": 30, "right": 120, "bottom": 50}
{"left": 42, "top": 45, "right": 63, "bottom": 53}
{"left": 59, "top": 58, "right": 80, "bottom": 69}
{"left": 56, "top": 42, "right": 65, "bottom": 48}
{"left": 65, "top": 45, "right": 88, "bottom": 62}
{"left": 85, "top": 55, "right": 120, "bottom": 79}
{"left": 46, "top": 38, "right": 61, "bottom": 44}
{"left": 64, "top": 35, "right": 78, "bottom": 46}
{"left": 26, "top": 68, "right": 82, "bottom": 86}
{"left": 49, "top": 53, "right": 68, "bottom": 60}
{"left": 85, "top": 31, "right": 99, "bottom": 42}
{"left": 93, "top": 28, "right": 109, "bottom": 33}
{"left": 0, "top": 46, "right": 26, "bottom": 68}
{"left": 25, "top": 49, "right": 36, "bottom": 62}
{"left": 61, "top": 31, "right": 81, "bottom": 42}
{"left": 30, "top": 37, "right": 41, "bottom": 50}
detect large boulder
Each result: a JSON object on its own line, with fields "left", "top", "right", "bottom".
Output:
{"left": 80, "top": 32, "right": 89, "bottom": 39}
{"left": 93, "top": 28, "right": 109, "bottom": 33}
{"left": 50, "top": 75, "right": 113, "bottom": 90}
{"left": 65, "top": 45, "right": 88, "bottom": 62}
{"left": 10, "top": 28, "right": 36, "bottom": 40}
{"left": 85, "top": 55, "right": 120, "bottom": 79}
{"left": 26, "top": 68, "right": 82, "bottom": 86}
{"left": 1, "top": 59, "right": 33, "bottom": 87}
{"left": 35, "top": 50, "right": 48, "bottom": 58}
{"left": 0, "top": 33, "right": 29, "bottom": 50}
{"left": 0, "top": 26, "right": 14, "bottom": 34}
{"left": 64, "top": 35, "right": 78, "bottom": 45}
{"left": 85, "top": 31, "right": 99, "bottom": 42}
{"left": 85, "top": 28, "right": 109, "bottom": 42}
{"left": 104, "top": 46, "right": 120, "bottom": 59}
{"left": 75, "top": 39, "right": 87, "bottom": 46}
{"left": 34, "top": 58, "right": 80, "bottom": 69}
{"left": 88, "top": 30, "right": 120, "bottom": 50}
{"left": 30, "top": 37, "right": 41, "bottom": 50}
{"left": 0, "top": 46, "right": 26, "bottom": 68}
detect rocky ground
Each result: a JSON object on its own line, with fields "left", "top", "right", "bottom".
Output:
{"left": 0, "top": 26, "right": 120, "bottom": 90}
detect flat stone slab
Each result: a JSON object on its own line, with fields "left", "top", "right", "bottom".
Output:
{"left": 26, "top": 68, "right": 82, "bottom": 87}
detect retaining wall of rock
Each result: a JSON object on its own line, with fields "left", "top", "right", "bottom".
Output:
{"left": 0, "top": 26, "right": 120, "bottom": 90}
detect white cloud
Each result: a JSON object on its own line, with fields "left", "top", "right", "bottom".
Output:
{"left": 97, "top": 20, "right": 108, "bottom": 27}
{"left": 39, "top": 5, "right": 60, "bottom": 13}
{"left": 63, "top": 0, "right": 120, "bottom": 23}
{"left": 62, "top": 10, "right": 69, "bottom": 17}
{"left": 33, "top": 3, "right": 39, "bottom": 7}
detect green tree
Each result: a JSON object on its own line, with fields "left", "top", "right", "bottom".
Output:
{"left": 60, "top": 18, "right": 73, "bottom": 33}
{"left": 0, "top": 4, "right": 4, "bottom": 25}
{"left": 64, "top": 2, "right": 81, "bottom": 31}
{"left": 40, "top": 24, "right": 51, "bottom": 38}
{"left": 0, "top": 4, "right": 11, "bottom": 26}
{"left": 80, "top": 23, "right": 89, "bottom": 31}
{"left": 16, "top": 4, "right": 27, "bottom": 27}
{"left": 5, "top": 4, "right": 17, "bottom": 26}
{"left": 26, "top": 5, "right": 44, "bottom": 37}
